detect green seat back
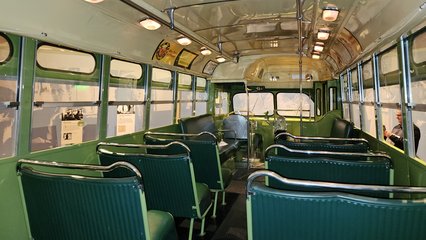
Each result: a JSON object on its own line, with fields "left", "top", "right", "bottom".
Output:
{"left": 247, "top": 182, "right": 426, "bottom": 240}
{"left": 99, "top": 152, "right": 211, "bottom": 219}
{"left": 20, "top": 168, "right": 150, "bottom": 240}
{"left": 145, "top": 135, "right": 228, "bottom": 190}
{"left": 266, "top": 155, "right": 391, "bottom": 197}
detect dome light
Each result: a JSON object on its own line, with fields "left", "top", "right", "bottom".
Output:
{"left": 312, "top": 52, "right": 321, "bottom": 59}
{"left": 139, "top": 18, "right": 161, "bottom": 30}
{"left": 322, "top": 4, "right": 339, "bottom": 22}
{"left": 84, "top": 0, "right": 104, "bottom": 3}
{"left": 216, "top": 56, "right": 226, "bottom": 63}
{"left": 200, "top": 47, "right": 212, "bottom": 56}
{"left": 176, "top": 36, "right": 192, "bottom": 46}
{"left": 314, "top": 42, "right": 325, "bottom": 52}
{"left": 317, "top": 29, "right": 330, "bottom": 40}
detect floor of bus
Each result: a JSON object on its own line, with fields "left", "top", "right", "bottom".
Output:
{"left": 176, "top": 164, "right": 262, "bottom": 240}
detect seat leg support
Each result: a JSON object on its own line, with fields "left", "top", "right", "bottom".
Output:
{"left": 199, "top": 217, "right": 206, "bottom": 237}
{"left": 188, "top": 218, "right": 194, "bottom": 240}
{"left": 212, "top": 191, "right": 219, "bottom": 218}
{"left": 222, "top": 191, "right": 227, "bottom": 206}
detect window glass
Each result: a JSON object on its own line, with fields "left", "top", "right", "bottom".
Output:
{"left": 152, "top": 68, "right": 171, "bottom": 83}
{"left": 315, "top": 88, "right": 321, "bottom": 116}
{"left": 0, "top": 35, "right": 11, "bottom": 63}
{"left": 110, "top": 59, "right": 142, "bottom": 79}
{"left": 342, "top": 74, "right": 350, "bottom": 121}
{"left": 37, "top": 45, "right": 95, "bottom": 74}
{"left": 380, "top": 47, "right": 398, "bottom": 75}
{"left": 329, "top": 87, "right": 337, "bottom": 111}
{"left": 32, "top": 45, "right": 100, "bottom": 151}
{"left": 149, "top": 104, "right": 173, "bottom": 129}
{"left": 233, "top": 93, "right": 274, "bottom": 116}
{"left": 196, "top": 77, "right": 207, "bottom": 89}
{"left": 179, "top": 73, "right": 192, "bottom": 86}
{"left": 379, "top": 47, "right": 402, "bottom": 151}
{"left": 0, "top": 108, "right": 16, "bottom": 157}
{"left": 195, "top": 102, "right": 207, "bottom": 116}
{"left": 178, "top": 90, "right": 193, "bottom": 118}
{"left": 412, "top": 30, "right": 426, "bottom": 64}
{"left": 276, "top": 93, "right": 314, "bottom": 117}
{"left": 31, "top": 106, "right": 98, "bottom": 151}
{"left": 351, "top": 69, "right": 360, "bottom": 128}
{"left": 107, "top": 105, "right": 144, "bottom": 137}
{"left": 362, "top": 60, "right": 376, "bottom": 137}
{"left": 215, "top": 92, "right": 229, "bottom": 115}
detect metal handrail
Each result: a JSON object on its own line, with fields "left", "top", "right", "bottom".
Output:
{"left": 247, "top": 170, "right": 426, "bottom": 195}
{"left": 265, "top": 144, "right": 391, "bottom": 161}
{"left": 16, "top": 159, "right": 142, "bottom": 182}
{"left": 96, "top": 141, "right": 191, "bottom": 155}
{"left": 143, "top": 131, "right": 217, "bottom": 141}
{"left": 275, "top": 132, "right": 369, "bottom": 145}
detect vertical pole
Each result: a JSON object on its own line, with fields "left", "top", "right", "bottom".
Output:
{"left": 399, "top": 35, "right": 415, "bottom": 157}
{"left": 372, "top": 53, "right": 383, "bottom": 140}
{"left": 296, "top": 0, "right": 304, "bottom": 135}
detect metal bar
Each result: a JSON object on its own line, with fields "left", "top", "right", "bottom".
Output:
{"left": 0, "top": 102, "right": 19, "bottom": 110}
{"left": 297, "top": 0, "right": 304, "bottom": 135}
{"left": 96, "top": 141, "right": 191, "bottom": 155}
{"left": 108, "top": 101, "right": 146, "bottom": 106}
{"left": 265, "top": 144, "right": 391, "bottom": 160}
{"left": 143, "top": 131, "right": 217, "bottom": 141}
{"left": 399, "top": 35, "right": 415, "bottom": 157}
{"left": 16, "top": 159, "right": 142, "bottom": 179}
{"left": 33, "top": 101, "right": 100, "bottom": 108}
{"left": 121, "top": 0, "right": 232, "bottom": 60}
{"left": 275, "top": 132, "right": 369, "bottom": 145}
{"left": 372, "top": 52, "right": 384, "bottom": 140}
{"left": 247, "top": 170, "right": 426, "bottom": 195}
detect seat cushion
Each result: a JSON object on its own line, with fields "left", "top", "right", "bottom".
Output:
{"left": 195, "top": 182, "right": 212, "bottom": 216}
{"left": 147, "top": 210, "right": 177, "bottom": 240}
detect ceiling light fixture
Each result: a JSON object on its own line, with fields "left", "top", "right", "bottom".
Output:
{"left": 200, "top": 47, "right": 212, "bottom": 56}
{"left": 317, "top": 29, "right": 330, "bottom": 40}
{"left": 84, "top": 0, "right": 104, "bottom": 3}
{"left": 314, "top": 42, "right": 325, "bottom": 52}
{"left": 312, "top": 52, "right": 321, "bottom": 59}
{"left": 139, "top": 18, "right": 161, "bottom": 30}
{"left": 322, "top": 4, "right": 339, "bottom": 22}
{"left": 216, "top": 56, "right": 226, "bottom": 63}
{"left": 176, "top": 36, "right": 192, "bottom": 46}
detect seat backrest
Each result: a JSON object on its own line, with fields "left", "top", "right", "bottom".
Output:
{"left": 179, "top": 114, "right": 217, "bottom": 135}
{"left": 144, "top": 134, "right": 224, "bottom": 190}
{"left": 223, "top": 114, "right": 248, "bottom": 139}
{"left": 18, "top": 161, "right": 150, "bottom": 240}
{"left": 330, "top": 118, "right": 354, "bottom": 138}
{"left": 98, "top": 149, "right": 206, "bottom": 219}
{"left": 275, "top": 138, "right": 369, "bottom": 153}
{"left": 247, "top": 171, "right": 426, "bottom": 240}
{"left": 265, "top": 145, "right": 392, "bottom": 197}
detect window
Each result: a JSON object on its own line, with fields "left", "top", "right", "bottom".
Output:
{"left": 0, "top": 34, "right": 11, "bottom": 63}
{"left": 351, "top": 68, "right": 360, "bottom": 128}
{"left": 341, "top": 74, "right": 350, "bottom": 121}
{"left": 195, "top": 77, "right": 208, "bottom": 116}
{"left": 32, "top": 45, "right": 100, "bottom": 151}
{"left": 412, "top": 30, "right": 426, "bottom": 64}
{"left": 37, "top": 45, "right": 95, "bottom": 74}
{"left": 277, "top": 93, "right": 314, "bottom": 117}
{"left": 215, "top": 91, "right": 229, "bottom": 115}
{"left": 178, "top": 73, "right": 193, "bottom": 119}
{"left": 362, "top": 60, "right": 377, "bottom": 137}
{"left": 329, "top": 87, "right": 337, "bottom": 111}
{"left": 107, "top": 59, "right": 144, "bottom": 137}
{"left": 0, "top": 34, "right": 17, "bottom": 158}
{"left": 315, "top": 88, "right": 322, "bottom": 116}
{"left": 233, "top": 92, "right": 274, "bottom": 116}
{"left": 150, "top": 68, "right": 173, "bottom": 128}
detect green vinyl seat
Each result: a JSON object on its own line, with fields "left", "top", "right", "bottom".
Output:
{"left": 144, "top": 132, "right": 232, "bottom": 218}
{"left": 97, "top": 142, "right": 212, "bottom": 240}
{"left": 264, "top": 144, "right": 392, "bottom": 197}
{"left": 247, "top": 170, "right": 426, "bottom": 240}
{"left": 17, "top": 159, "right": 177, "bottom": 240}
